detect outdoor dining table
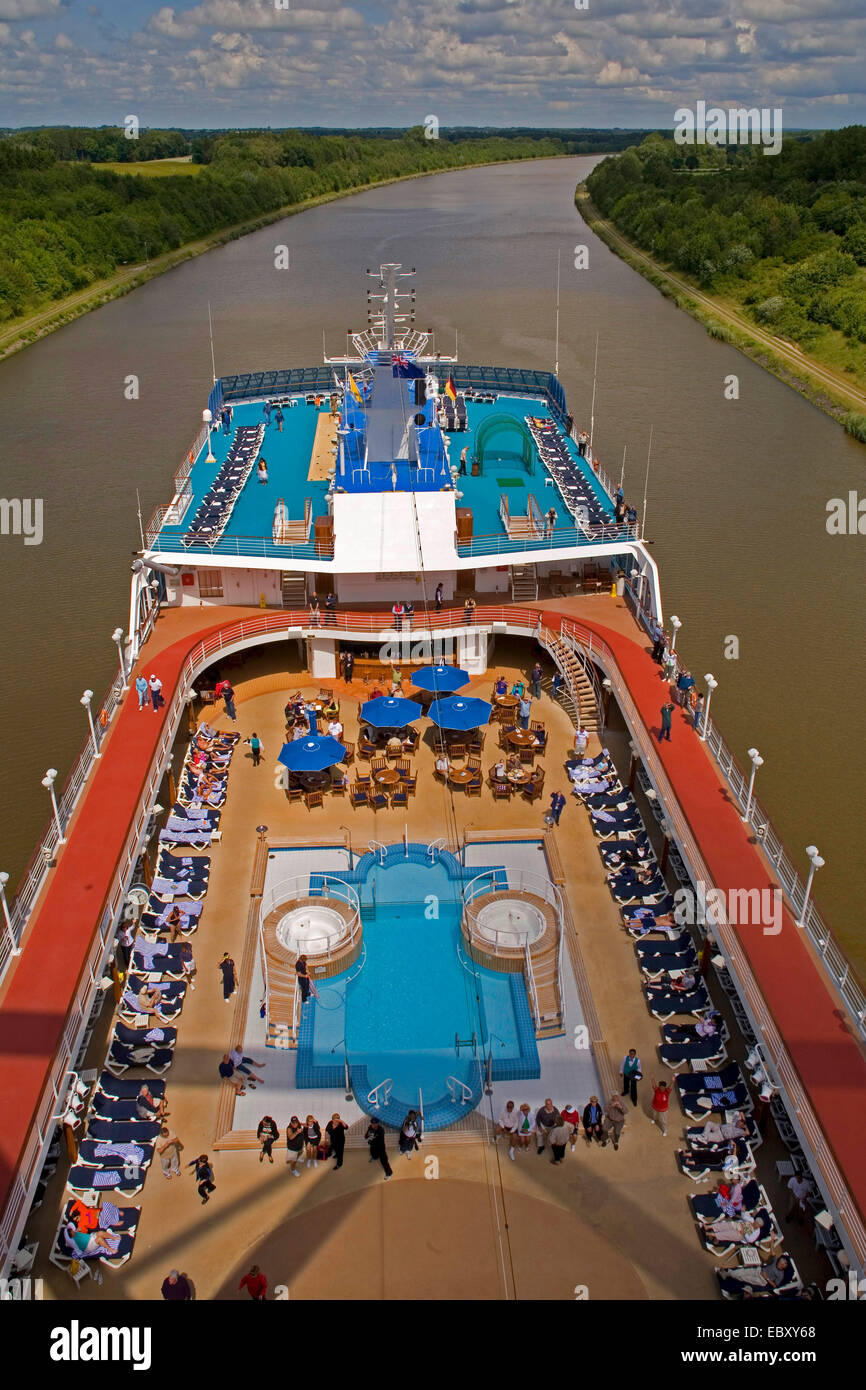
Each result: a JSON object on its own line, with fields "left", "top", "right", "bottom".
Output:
{"left": 372, "top": 767, "right": 400, "bottom": 786}
{"left": 447, "top": 767, "right": 475, "bottom": 786}
{"left": 506, "top": 729, "right": 539, "bottom": 749}
{"left": 298, "top": 770, "right": 333, "bottom": 791}
{"left": 506, "top": 768, "right": 531, "bottom": 786}
{"left": 493, "top": 694, "right": 519, "bottom": 710}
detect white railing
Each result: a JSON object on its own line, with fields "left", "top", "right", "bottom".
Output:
{"left": 368, "top": 840, "right": 387, "bottom": 865}
{"left": 463, "top": 869, "right": 563, "bottom": 956}
{"left": 523, "top": 944, "right": 541, "bottom": 1027}
{"left": 259, "top": 875, "right": 360, "bottom": 963}
{"left": 446, "top": 1076, "right": 472, "bottom": 1106}
{"left": 427, "top": 838, "right": 447, "bottom": 861}
{"left": 367, "top": 1078, "right": 393, "bottom": 1107}
{"left": 527, "top": 492, "right": 545, "bottom": 540}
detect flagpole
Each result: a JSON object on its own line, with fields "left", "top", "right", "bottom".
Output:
{"left": 589, "top": 333, "right": 599, "bottom": 455}
{"left": 619, "top": 444, "right": 627, "bottom": 491}
{"left": 554, "top": 249, "right": 561, "bottom": 377}
{"left": 641, "top": 425, "right": 653, "bottom": 539}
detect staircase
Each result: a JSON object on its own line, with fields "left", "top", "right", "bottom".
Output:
{"left": 510, "top": 564, "right": 538, "bottom": 601}
{"left": 531, "top": 950, "right": 564, "bottom": 1039}
{"left": 542, "top": 628, "right": 599, "bottom": 732}
{"left": 264, "top": 973, "right": 300, "bottom": 1050}
{"left": 281, "top": 572, "right": 307, "bottom": 608}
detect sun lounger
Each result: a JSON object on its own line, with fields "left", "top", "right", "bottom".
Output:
{"left": 95, "top": 1073, "right": 166, "bottom": 1102}
{"left": 677, "top": 1140, "right": 755, "bottom": 1182}
{"left": 87, "top": 1119, "right": 161, "bottom": 1144}
{"left": 658, "top": 1038, "right": 728, "bottom": 1067}
{"left": 66, "top": 1166, "right": 145, "bottom": 1198}
{"left": 690, "top": 1179, "right": 763, "bottom": 1224}
{"left": 78, "top": 1139, "right": 153, "bottom": 1169}
{"left": 715, "top": 1254, "right": 800, "bottom": 1299}
{"left": 645, "top": 984, "right": 712, "bottom": 1019}
{"left": 635, "top": 930, "right": 693, "bottom": 956}
{"left": 676, "top": 1063, "right": 742, "bottom": 1093}
{"left": 129, "top": 942, "right": 187, "bottom": 977}
{"left": 679, "top": 1083, "right": 752, "bottom": 1120}
{"left": 113, "top": 1021, "right": 177, "bottom": 1050}
{"left": 105, "top": 1041, "right": 175, "bottom": 1076}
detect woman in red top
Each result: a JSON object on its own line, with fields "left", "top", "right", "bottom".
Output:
{"left": 650, "top": 1077, "right": 671, "bottom": 1136}
{"left": 238, "top": 1265, "right": 268, "bottom": 1301}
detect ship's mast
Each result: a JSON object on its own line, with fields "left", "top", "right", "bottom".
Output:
{"left": 366, "top": 263, "right": 416, "bottom": 350}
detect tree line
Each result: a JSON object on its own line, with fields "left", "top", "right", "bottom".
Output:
{"left": 0, "top": 125, "right": 595, "bottom": 323}
{"left": 585, "top": 127, "right": 866, "bottom": 351}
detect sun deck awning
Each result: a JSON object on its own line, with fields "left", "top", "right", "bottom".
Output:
{"left": 331, "top": 490, "right": 458, "bottom": 571}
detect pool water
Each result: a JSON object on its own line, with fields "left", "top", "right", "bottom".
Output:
{"left": 310, "top": 859, "right": 526, "bottom": 1105}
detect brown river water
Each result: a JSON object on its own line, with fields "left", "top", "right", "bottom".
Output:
{"left": 0, "top": 157, "right": 863, "bottom": 969}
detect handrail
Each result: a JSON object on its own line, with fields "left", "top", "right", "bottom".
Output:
{"left": 367, "top": 840, "right": 387, "bottom": 865}
{"left": 427, "top": 837, "right": 446, "bottom": 861}
{"left": 558, "top": 624, "right": 604, "bottom": 715}
{"left": 259, "top": 875, "right": 361, "bottom": 964}
{"left": 446, "top": 1075, "right": 473, "bottom": 1105}
{"left": 527, "top": 492, "right": 545, "bottom": 539}
{"left": 418, "top": 1087, "right": 424, "bottom": 1122}
{"left": 523, "top": 944, "right": 540, "bottom": 1027}
{"left": 367, "top": 1078, "right": 393, "bottom": 1107}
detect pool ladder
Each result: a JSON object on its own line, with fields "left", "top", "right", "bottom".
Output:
{"left": 455, "top": 1032, "right": 477, "bottom": 1056}
{"left": 446, "top": 1076, "right": 473, "bottom": 1106}
{"left": 367, "top": 1077, "right": 393, "bottom": 1108}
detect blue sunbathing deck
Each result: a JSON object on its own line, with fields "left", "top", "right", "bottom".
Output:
{"left": 450, "top": 396, "right": 615, "bottom": 537}
{"left": 154, "top": 391, "right": 616, "bottom": 556}
{"left": 158, "top": 398, "right": 331, "bottom": 549}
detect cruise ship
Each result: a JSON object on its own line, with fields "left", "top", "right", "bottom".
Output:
{"left": 1, "top": 264, "right": 864, "bottom": 1304}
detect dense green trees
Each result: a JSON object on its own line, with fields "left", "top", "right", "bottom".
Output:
{"left": 0, "top": 126, "right": 574, "bottom": 323}
{"left": 586, "top": 128, "right": 866, "bottom": 350}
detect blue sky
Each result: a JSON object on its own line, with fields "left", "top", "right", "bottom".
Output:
{"left": 0, "top": 0, "right": 863, "bottom": 129}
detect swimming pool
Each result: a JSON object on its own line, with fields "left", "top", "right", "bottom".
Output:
{"left": 293, "top": 849, "right": 540, "bottom": 1128}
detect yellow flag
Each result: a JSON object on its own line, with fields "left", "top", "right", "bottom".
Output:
{"left": 348, "top": 373, "right": 363, "bottom": 403}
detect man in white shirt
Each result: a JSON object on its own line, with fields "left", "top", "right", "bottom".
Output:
{"left": 495, "top": 1101, "right": 519, "bottom": 1159}
{"left": 327, "top": 719, "right": 343, "bottom": 741}
{"left": 435, "top": 754, "right": 450, "bottom": 776}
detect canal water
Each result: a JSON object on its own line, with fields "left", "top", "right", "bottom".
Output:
{"left": 0, "top": 156, "right": 862, "bottom": 968}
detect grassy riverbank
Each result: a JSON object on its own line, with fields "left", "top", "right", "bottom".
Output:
{"left": 580, "top": 131, "right": 866, "bottom": 443}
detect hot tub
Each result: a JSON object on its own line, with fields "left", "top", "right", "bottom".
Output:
{"left": 474, "top": 898, "right": 546, "bottom": 947}
{"left": 276, "top": 905, "right": 346, "bottom": 957}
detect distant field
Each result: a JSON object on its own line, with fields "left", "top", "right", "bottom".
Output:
{"left": 93, "top": 158, "right": 203, "bottom": 177}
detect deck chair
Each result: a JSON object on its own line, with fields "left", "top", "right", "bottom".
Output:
{"left": 304, "top": 791, "right": 324, "bottom": 811}
{"left": 368, "top": 789, "right": 388, "bottom": 812}
{"left": 521, "top": 781, "right": 543, "bottom": 804}
{"left": 466, "top": 779, "right": 482, "bottom": 797}
{"left": 287, "top": 787, "right": 303, "bottom": 804}
{"left": 342, "top": 741, "right": 355, "bottom": 765}
{"left": 449, "top": 743, "right": 466, "bottom": 761}
{"left": 390, "top": 786, "right": 409, "bottom": 809}
{"left": 493, "top": 782, "right": 510, "bottom": 800}
{"left": 350, "top": 785, "right": 369, "bottom": 809}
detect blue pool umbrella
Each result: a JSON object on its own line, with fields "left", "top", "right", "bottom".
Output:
{"left": 427, "top": 696, "right": 492, "bottom": 731}
{"left": 277, "top": 736, "right": 346, "bottom": 772}
{"left": 412, "top": 664, "right": 469, "bottom": 694}
{"left": 360, "top": 695, "right": 423, "bottom": 728}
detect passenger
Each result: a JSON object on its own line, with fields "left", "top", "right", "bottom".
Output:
{"left": 64, "top": 1223, "right": 121, "bottom": 1257}
{"left": 495, "top": 1101, "right": 520, "bottom": 1159}
{"left": 582, "top": 1096, "right": 605, "bottom": 1145}
{"left": 687, "top": 1113, "right": 750, "bottom": 1148}
{"left": 189, "top": 1153, "right": 216, "bottom": 1204}
{"left": 535, "top": 1098, "right": 561, "bottom": 1154}
{"left": 548, "top": 1116, "right": 571, "bottom": 1165}
{"left": 327, "top": 718, "right": 344, "bottom": 741}
{"left": 230, "top": 1044, "right": 267, "bottom": 1080}
{"left": 603, "top": 1094, "right": 627, "bottom": 1150}
{"left": 493, "top": 758, "right": 507, "bottom": 780}
{"left": 399, "top": 1110, "right": 422, "bottom": 1159}
{"left": 295, "top": 954, "right": 313, "bottom": 1004}
{"left": 162, "top": 906, "right": 184, "bottom": 944}
{"left": 668, "top": 969, "right": 698, "bottom": 993}
{"left": 514, "top": 1103, "right": 536, "bottom": 1152}
{"left": 494, "top": 675, "right": 508, "bottom": 697}
{"left": 435, "top": 754, "right": 450, "bottom": 777}
{"left": 559, "top": 1103, "right": 581, "bottom": 1151}
{"left": 303, "top": 1115, "right": 322, "bottom": 1168}
{"left": 511, "top": 680, "right": 525, "bottom": 698}
{"left": 257, "top": 1116, "right": 279, "bottom": 1165}
{"left": 136, "top": 1083, "right": 166, "bottom": 1121}
{"left": 705, "top": 1214, "right": 763, "bottom": 1247}
{"left": 179, "top": 941, "right": 196, "bottom": 990}
{"left": 218, "top": 1055, "right": 250, "bottom": 1095}
{"left": 137, "top": 983, "right": 171, "bottom": 1019}
{"left": 323, "top": 697, "right": 339, "bottom": 720}
{"left": 285, "top": 1117, "right": 304, "bottom": 1176}
{"left": 365, "top": 1117, "right": 393, "bottom": 1179}
{"left": 386, "top": 733, "right": 403, "bottom": 757}
{"left": 326, "top": 1114, "right": 349, "bottom": 1170}
{"left": 157, "top": 1126, "right": 183, "bottom": 1178}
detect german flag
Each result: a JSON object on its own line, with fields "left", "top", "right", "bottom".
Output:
{"left": 444, "top": 376, "right": 457, "bottom": 402}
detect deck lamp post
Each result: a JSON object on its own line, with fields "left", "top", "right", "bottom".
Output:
{"left": 701, "top": 674, "right": 717, "bottom": 742}
{"left": 669, "top": 615, "right": 682, "bottom": 653}
{"left": 42, "top": 768, "right": 65, "bottom": 845}
{"left": 111, "top": 628, "right": 129, "bottom": 690}
{"left": 203, "top": 408, "right": 216, "bottom": 463}
{"left": 81, "top": 690, "right": 100, "bottom": 758}
{"left": 742, "top": 748, "right": 763, "bottom": 823}
{"left": 797, "top": 846, "right": 824, "bottom": 928}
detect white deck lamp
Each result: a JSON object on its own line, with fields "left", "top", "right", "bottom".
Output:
{"left": 203, "top": 408, "right": 216, "bottom": 464}
{"left": 701, "top": 674, "right": 717, "bottom": 742}
{"left": 111, "top": 628, "right": 129, "bottom": 690}
{"left": 742, "top": 748, "right": 763, "bottom": 823}
{"left": 80, "top": 690, "right": 100, "bottom": 758}
{"left": 42, "top": 768, "right": 65, "bottom": 845}
{"left": 669, "top": 615, "right": 682, "bottom": 653}
{"left": 797, "top": 846, "right": 824, "bottom": 928}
